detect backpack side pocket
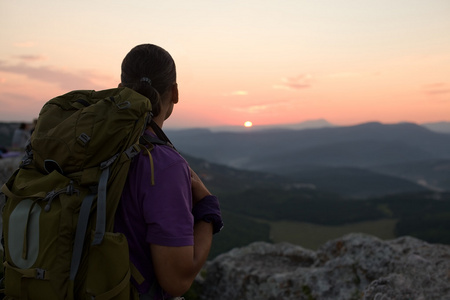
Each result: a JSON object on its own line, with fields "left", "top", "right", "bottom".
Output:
{"left": 84, "top": 231, "right": 137, "bottom": 300}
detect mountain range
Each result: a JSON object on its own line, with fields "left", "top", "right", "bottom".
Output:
{"left": 176, "top": 122, "right": 450, "bottom": 255}
{"left": 167, "top": 121, "right": 450, "bottom": 197}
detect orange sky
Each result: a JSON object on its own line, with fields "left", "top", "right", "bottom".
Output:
{"left": 1, "top": 0, "right": 449, "bottom": 129}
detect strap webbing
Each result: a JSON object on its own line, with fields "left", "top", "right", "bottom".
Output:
{"left": 143, "top": 147, "right": 156, "bottom": 186}
{"left": 92, "top": 167, "right": 109, "bottom": 245}
{"left": 4, "top": 261, "right": 51, "bottom": 280}
{"left": 130, "top": 263, "right": 145, "bottom": 285}
{"left": 0, "top": 192, "right": 5, "bottom": 256}
{"left": 69, "top": 193, "right": 95, "bottom": 280}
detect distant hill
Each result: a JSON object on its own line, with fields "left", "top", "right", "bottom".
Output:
{"left": 182, "top": 153, "right": 295, "bottom": 194}
{"left": 421, "top": 121, "right": 450, "bottom": 134}
{"left": 167, "top": 122, "right": 450, "bottom": 195}
{"left": 247, "top": 138, "right": 434, "bottom": 172}
{"left": 184, "top": 152, "right": 430, "bottom": 199}
{"left": 372, "top": 159, "right": 450, "bottom": 191}
{"left": 168, "top": 123, "right": 450, "bottom": 166}
{"left": 167, "top": 122, "right": 450, "bottom": 170}
{"left": 287, "top": 166, "right": 429, "bottom": 198}
{"left": 207, "top": 119, "right": 334, "bottom": 132}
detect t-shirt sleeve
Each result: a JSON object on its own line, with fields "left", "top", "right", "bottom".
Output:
{"left": 142, "top": 158, "right": 194, "bottom": 247}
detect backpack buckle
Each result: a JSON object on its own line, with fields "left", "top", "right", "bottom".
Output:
{"left": 36, "top": 268, "right": 46, "bottom": 280}
{"left": 100, "top": 153, "right": 119, "bottom": 170}
{"left": 125, "top": 144, "right": 141, "bottom": 159}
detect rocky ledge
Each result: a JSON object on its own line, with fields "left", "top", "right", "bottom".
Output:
{"left": 197, "top": 233, "right": 450, "bottom": 300}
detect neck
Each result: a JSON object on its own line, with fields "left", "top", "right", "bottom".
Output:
{"left": 148, "top": 120, "right": 174, "bottom": 148}
{"left": 151, "top": 113, "right": 165, "bottom": 129}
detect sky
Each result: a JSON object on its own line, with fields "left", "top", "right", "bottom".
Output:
{"left": 1, "top": 0, "right": 449, "bottom": 129}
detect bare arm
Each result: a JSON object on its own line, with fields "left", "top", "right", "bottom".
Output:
{"left": 150, "top": 221, "right": 213, "bottom": 296}
{"left": 150, "top": 167, "right": 214, "bottom": 296}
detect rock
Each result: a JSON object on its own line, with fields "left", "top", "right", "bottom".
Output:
{"left": 197, "top": 233, "right": 450, "bottom": 300}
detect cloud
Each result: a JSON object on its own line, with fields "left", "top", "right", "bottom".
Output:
{"left": 0, "top": 92, "right": 39, "bottom": 106}
{"left": 0, "top": 60, "right": 99, "bottom": 90}
{"left": 14, "top": 55, "right": 48, "bottom": 62}
{"left": 230, "top": 90, "right": 248, "bottom": 96}
{"left": 231, "top": 97, "right": 300, "bottom": 114}
{"left": 0, "top": 92, "right": 44, "bottom": 121}
{"left": 327, "top": 72, "right": 361, "bottom": 78}
{"left": 273, "top": 74, "right": 312, "bottom": 90}
{"left": 233, "top": 104, "right": 269, "bottom": 114}
{"left": 223, "top": 90, "right": 249, "bottom": 96}
{"left": 423, "top": 83, "right": 450, "bottom": 96}
{"left": 426, "top": 89, "right": 450, "bottom": 96}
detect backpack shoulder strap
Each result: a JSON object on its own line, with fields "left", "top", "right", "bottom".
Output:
{"left": 139, "top": 135, "right": 168, "bottom": 147}
{"left": 148, "top": 120, "right": 178, "bottom": 151}
{"left": 140, "top": 120, "right": 180, "bottom": 153}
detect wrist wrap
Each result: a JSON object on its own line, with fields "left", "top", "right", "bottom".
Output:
{"left": 192, "top": 195, "right": 223, "bottom": 234}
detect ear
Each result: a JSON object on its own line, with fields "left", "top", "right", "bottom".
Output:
{"left": 171, "top": 83, "right": 179, "bottom": 104}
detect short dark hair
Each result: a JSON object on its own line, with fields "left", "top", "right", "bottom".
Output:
{"left": 120, "top": 44, "right": 177, "bottom": 117}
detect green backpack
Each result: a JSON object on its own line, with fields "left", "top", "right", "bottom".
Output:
{"left": 1, "top": 87, "right": 157, "bottom": 299}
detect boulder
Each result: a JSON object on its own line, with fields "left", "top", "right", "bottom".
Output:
{"left": 197, "top": 233, "right": 450, "bottom": 299}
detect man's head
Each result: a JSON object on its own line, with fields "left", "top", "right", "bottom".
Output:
{"left": 120, "top": 44, "right": 177, "bottom": 119}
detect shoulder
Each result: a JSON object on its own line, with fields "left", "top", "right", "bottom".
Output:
{"left": 131, "top": 143, "right": 189, "bottom": 184}
{"left": 150, "top": 143, "right": 187, "bottom": 171}
{"left": 139, "top": 132, "right": 184, "bottom": 166}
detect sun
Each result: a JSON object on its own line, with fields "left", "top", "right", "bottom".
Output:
{"left": 244, "top": 121, "right": 253, "bottom": 128}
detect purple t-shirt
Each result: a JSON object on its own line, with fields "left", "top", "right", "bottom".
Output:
{"left": 114, "top": 132, "right": 194, "bottom": 296}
